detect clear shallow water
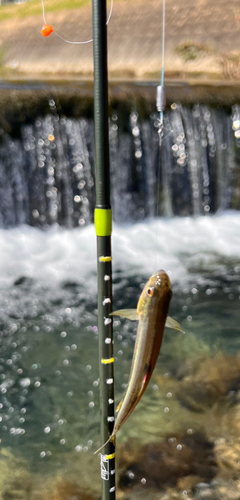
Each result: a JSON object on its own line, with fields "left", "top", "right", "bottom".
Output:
{"left": 0, "top": 213, "right": 240, "bottom": 492}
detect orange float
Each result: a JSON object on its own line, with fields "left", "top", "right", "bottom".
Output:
{"left": 41, "top": 24, "right": 53, "bottom": 37}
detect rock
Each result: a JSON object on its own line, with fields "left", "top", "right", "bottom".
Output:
{"left": 177, "top": 475, "right": 203, "bottom": 492}
{"left": 44, "top": 479, "right": 99, "bottom": 500}
{"left": 220, "top": 398, "right": 240, "bottom": 438}
{"left": 14, "top": 276, "right": 33, "bottom": 287}
{"left": 176, "top": 356, "right": 240, "bottom": 413}
{"left": 215, "top": 438, "right": 240, "bottom": 480}
{"left": 193, "top": 483, "right": 216, "bottom": 500}
{"left": 0, "top": 448, "right": 32, "bottom": 500}
{"left": 61, "top": 281, "right": 79, "bottom": 290}
{"left": 193, "top": 479, "right": 240, "bottom": 500}
{"left": 118, "top": 431, "right": 217, "bottom": 491}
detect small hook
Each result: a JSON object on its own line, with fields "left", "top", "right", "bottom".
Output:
{"left": 158, "top": 120, "right": 164, "bottom": 146}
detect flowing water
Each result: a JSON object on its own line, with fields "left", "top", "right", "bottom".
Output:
{"left": 0, "top": 90, "right": 240, "bottom": 228}
{"left": 0, "top": 84, "right": 240, "bottom": 500}
{"left": 0, "top": 216, "right": 240, "bottom": 499}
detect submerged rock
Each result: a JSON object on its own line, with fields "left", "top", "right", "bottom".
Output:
{"left": 193, "top": 479, "right": 240, "bottom": 500}
{"left": 118, "top": 431, "right": 217, "bottom": 491}
{"left": 44, "top": 479, "right": 99, "bottom": 500}
{"left": 61, "top": 281, "right": 80, "bottom": 290}
{"left": 14, "top": 276, "right": 34, "bottom": 287}
{"left": 176, "top": 356, "right": 240, "bottom": 413}
{"left": 215, "top": 437, "right": 240, "bottom": 480}
{"left": 0, "top": 448, "right": 32, "bottom": 500}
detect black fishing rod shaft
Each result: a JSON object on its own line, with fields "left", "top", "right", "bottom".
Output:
{"left": 92, "top": 1, "right": 115, "bottom": 500}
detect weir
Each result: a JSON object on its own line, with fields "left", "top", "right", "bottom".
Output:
{"left": 0, "top": 93, "right": 240, "bottom": 227}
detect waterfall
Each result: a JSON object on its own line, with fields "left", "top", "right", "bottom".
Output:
{"left": 0, "top": 97, "right": 239, "bottom": 228}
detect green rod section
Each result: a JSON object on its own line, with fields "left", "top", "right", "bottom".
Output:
{"left": 92, "top": 1, "right": 115, "bottom": 500}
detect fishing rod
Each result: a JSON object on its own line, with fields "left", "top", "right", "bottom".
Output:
{"left": 40, "top": 2, "right": 115, "bottom": 497}
{"left": 92, "top": 2, "right": 116, "bottom": 500}
{"left": 156, "top": 0, "right": 166, "bottom": 145}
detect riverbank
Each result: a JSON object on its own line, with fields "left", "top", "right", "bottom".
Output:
{"left": 0, "top": 0, "right": 240, "bottom": 80}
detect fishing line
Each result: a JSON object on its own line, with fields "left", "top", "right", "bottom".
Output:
{"left": 41, "top": 0, "right": 113, "bottom": 43}
{"left": 156, "top": 0, "right": 166, "bottom": 144}
{"left": 154, "top": 0, "right": 166, "bottom": 270}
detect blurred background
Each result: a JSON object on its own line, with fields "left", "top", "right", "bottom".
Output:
{"left": 0, "top": 0, "right": 239, "bottom": 80}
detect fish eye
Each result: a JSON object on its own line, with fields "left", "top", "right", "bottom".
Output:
{"left": 147, "top": 287, "right": 154, "bottom": 297}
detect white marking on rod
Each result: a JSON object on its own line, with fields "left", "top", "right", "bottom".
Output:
{"left": 109, "top": 487, "right": 115, "bottom": 493}
{"left": 104, "top": 275, "right": 110, "bottom": 281}
{"left": 106, "top": 378, "right": 114, "bottom": 384}
{"left": 105, "top": 338, "right": 112, "bottom": 344}
{"left": 107, "top": 416, "right": 115, "bottom": 422}
{"left": 108, "top": 398, "right": 114, "bottom": 404}
{"left": 103, "top": 298, "right": 111, "bottom": 305}
{"left": 104, "top": 317, "right": 112, "bottom": 325}
{"left": 111, "top": 469, "right": 115, "bottom": 475}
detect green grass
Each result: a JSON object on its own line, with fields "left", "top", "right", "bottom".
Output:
{"left": 0, "top": 0, "right": 89, "bottom": 22}
{"left": 0, "top": 0, "right": 134, "bottom": 23}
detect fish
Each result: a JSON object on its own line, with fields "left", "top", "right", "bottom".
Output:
{"left": 94, "top": 269, "right": 184, "bottom": 455}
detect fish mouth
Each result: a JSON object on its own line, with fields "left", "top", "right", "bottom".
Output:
{"left": 151, "top": 269, "right": 171, "bottom": 290}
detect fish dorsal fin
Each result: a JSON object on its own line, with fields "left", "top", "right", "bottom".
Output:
{"left": 110, "top": 309, "right": 138, "bottom": 321}
{"left": 165, "top": 316, "right": 185, "bottom": 333}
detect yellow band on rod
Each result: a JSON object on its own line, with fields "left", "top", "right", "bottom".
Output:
{"left": 106, "top": 453, "right": 115, "bottom": 460}
{"left": 95, "top": 208, "right": 112, "bottom": 237}
{"left": 102, "top": 357, "right": 114, "bottom": 364}
{"left": 99, "top": 256, "right": 112, "bottom": 262}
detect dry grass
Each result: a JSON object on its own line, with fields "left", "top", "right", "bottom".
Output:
{"left": 0, "top": 0, "right": 239, "bottom": 80}
{"left": 175, "top": 40, "right": 214, "bottom": 62}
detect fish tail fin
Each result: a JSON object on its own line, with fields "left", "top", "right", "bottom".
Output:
{"left": 94, "top": 434, "right": 115, "bottom": 455}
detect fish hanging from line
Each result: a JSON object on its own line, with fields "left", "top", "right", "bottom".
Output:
{"left": 94, "top": 269, "right": 184, "bottom": 455}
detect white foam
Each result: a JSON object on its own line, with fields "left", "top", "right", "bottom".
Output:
{"left": 112, "top": 211, "right": 240, "bottom": 284}
{"left": 0, "top": 212, "right": 239, "bottom": 289}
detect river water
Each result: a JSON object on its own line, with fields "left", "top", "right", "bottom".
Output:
{"left": 0, "top": 83, "right": 240, "bottom": 500}
{"left": 0, "top": 214, "right": 240, "bottom": 499}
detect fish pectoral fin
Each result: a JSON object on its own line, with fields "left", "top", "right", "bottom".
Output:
{"left": 110, "top": 309, "right": 138, "bottom": 321}
{"left": 165, "top": 316, "right": 185, "bottom": 333}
